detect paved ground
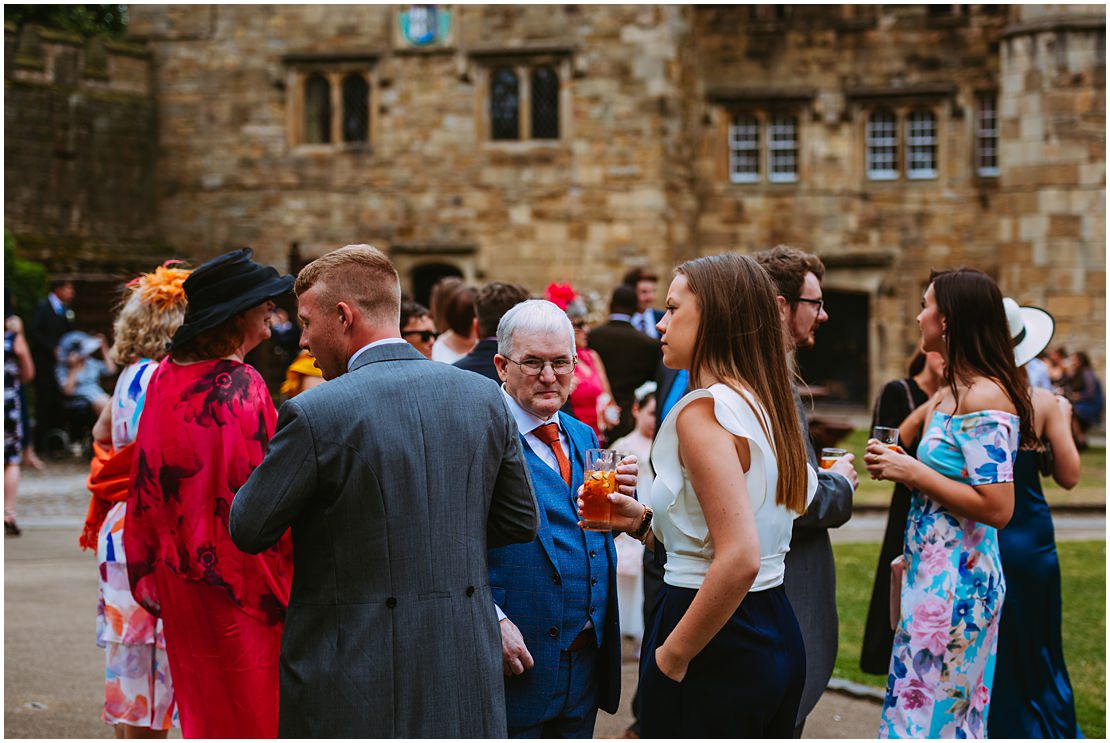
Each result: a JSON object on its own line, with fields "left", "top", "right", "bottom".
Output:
{"left": 4, "top": 458, "right": 1102, "bottom": 738}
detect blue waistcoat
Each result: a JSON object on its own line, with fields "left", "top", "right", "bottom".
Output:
{"left": 523, "top": 441, "right": 610, "bottom": 649}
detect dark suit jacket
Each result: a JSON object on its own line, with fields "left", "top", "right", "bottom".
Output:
{"left": 453, "top": 337, "right": 500, "bottom": 381}
{"left": 783, "top": 384, "right": 854, "bottom": 725}
{"left": 230, "top": 342, "right": 540, "bottom": 738}
{"left": 587, "top": 320, "right": 661, "bottom": 440}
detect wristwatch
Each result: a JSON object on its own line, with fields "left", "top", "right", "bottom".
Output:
{"left": 629, "top": 505, "right": 654, "bottom": 544}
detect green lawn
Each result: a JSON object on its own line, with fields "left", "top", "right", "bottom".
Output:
{"left": 833, "top": 540, "right": 1106, "bottom": 738}
{"left": 837, "top": 429, "right": 1106, "bottom": 507}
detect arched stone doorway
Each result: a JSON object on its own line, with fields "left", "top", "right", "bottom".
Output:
{"left": 410, "top": 262, "right": 464, "bottom": 307}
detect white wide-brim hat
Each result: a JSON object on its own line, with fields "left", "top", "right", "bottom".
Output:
{"left": 1003, "top": 297, "right": 1055, "bottom": 368}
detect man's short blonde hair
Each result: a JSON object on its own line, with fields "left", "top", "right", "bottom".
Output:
{"left": 294, "top": 244, "right": 401, "bottom": 327}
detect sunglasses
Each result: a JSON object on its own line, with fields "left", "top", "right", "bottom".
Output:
{"left": 402, "top": 330, "right": 440, "bottom": 343}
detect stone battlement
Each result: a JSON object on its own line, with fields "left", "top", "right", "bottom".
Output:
{"left": 4, "top": 22, "right": 150, "bottom": 96}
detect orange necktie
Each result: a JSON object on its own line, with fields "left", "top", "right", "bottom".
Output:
{"left": 533, "top": 422, "right": 572, "bottom": 487}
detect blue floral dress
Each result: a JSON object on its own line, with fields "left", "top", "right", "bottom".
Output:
{"left": 879, "top": 410, "right": 1019, "bottom": 739}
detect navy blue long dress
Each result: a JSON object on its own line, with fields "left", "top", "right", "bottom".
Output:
{"left": 988, "top": 450, "right": 1079, "bottom": 738}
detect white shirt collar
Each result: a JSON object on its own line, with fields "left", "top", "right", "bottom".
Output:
{"left": 609, "top": 313, "right": 633, "bottom": 323}
{"left": 347, "top": 337, "right": 410, "bottom": 371}
{"left": 499, "top": 384, "right": 561, "bottom": 436}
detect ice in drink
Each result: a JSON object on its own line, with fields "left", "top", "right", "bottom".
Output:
{"left": 581, "top": 470, "right": 615, "bottom": 531}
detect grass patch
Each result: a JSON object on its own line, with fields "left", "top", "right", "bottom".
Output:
{"left": 832, "top": 540, "right": 1105, "bottom": 738}
{"left": 836, "top": 429, "right": 1106, "bottom": 507}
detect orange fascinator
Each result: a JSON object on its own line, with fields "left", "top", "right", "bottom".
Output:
{"left": 126, "top": 260, "right": 191, "bottom": 313}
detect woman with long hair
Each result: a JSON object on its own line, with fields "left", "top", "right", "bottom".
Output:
{"left": 124, "top": 249, "right": 294, "bottom": 738}
{"left": 865, "top": 268, "right": 1033, "bottom": 738}
{"left": 587, "top": 253, "right": 814, "bottom": 736}
{"left": 82, "top": 261, "right": 190, "bottom": 737}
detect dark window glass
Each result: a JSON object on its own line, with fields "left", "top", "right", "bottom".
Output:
{"left": 305, "top": 74, "right": 331, "bottom": 144}
{"left": 531, "top": 67, "right": 560, "bottom": 139}
{"left": 342, "top": 73, "right": 369, "bottom": 143}
{"left": 490, "top": 67, "right": 519, "bottom": 140}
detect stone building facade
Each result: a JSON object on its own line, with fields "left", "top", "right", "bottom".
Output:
{"left": 4, "top": 22, "right": 160, "bottom": 329}
{"left": 7, "top": 5, "right": 1104, "bottom": 403}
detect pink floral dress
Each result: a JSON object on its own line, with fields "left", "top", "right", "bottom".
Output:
{"left": 879, "top": 410, "right": 1018, "bottom": 739}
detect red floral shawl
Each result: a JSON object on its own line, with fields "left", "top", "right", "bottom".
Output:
{"left": 124, "top": 358, "right": 293, "bottom": 626}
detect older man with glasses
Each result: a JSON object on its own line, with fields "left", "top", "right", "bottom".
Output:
{"left": 489, "top": 299, "right": 640, "bottom": 738}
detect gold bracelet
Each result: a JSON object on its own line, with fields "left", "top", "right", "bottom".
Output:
{"left": 630, "top": 505, "right": 653, "bottom": 543}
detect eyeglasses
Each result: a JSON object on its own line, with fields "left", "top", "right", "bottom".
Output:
{"left": 504, "top": 356, "right": 577, "bottom": 376}
{"left": 571, "top": 320, "right": 588, "bottom": 330}
{"left": 792, "top": 296, "right": 825, "bottom": 313}
{"left": 401, "top": 330, "right": 440, "bottom": 343}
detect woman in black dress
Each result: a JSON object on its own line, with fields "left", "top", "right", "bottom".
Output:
{"left": 858, "top": 349, "right": 943, "bottom": 674}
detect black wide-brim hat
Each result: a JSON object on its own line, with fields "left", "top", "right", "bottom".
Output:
{"left": 170, "top": 248, "right": 295, "bottom": 349}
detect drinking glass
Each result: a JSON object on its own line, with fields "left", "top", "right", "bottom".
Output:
{"left": 820, "top": 447, "right": 847, "bottom": 470}
{"left": 581, "top": 449, "right": 617, "bottom": 531}
{"left": 872, "top": 426, "right": 900, "bottom": 450}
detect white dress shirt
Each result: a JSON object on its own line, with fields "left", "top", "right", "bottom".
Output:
{"left": 347, "top": 337, "right": 410, "bottom": 371}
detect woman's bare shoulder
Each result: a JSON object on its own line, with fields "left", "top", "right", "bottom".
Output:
{"left": 957, "top": 378, "right": 1017, "bottom": 415}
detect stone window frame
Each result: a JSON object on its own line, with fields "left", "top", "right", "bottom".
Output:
{"left": 470, "top": 47, "right": 573, "bottom": 147}
{"left": 284, "top": 53, "right": 380, "bottom": 153}
{"left": 714, "top": 94, "right": 810, "bottom": 187}
{"left": 975, "top": 93, "right": 1000, "bottom": 178}
{"left": 848, "top": 88, "right": 954, "bottom": 183}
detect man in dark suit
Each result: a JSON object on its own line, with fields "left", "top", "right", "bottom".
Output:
{"left": 490, "top": 299, "right": 642, "bottom": 738}
{"left": 28, "top": 279, "right": 74, "bottom": 448}
{"left": 621, "top": 268, "right": 664, "bottom": 339}
{"left": 454, "top": 281, "right": 530, "bottom": 381}
{"left": 230, "top": 244, "right": 539, "bottom": 738}
{"left": 587, "top": 285, "right": 661, "bottom": 441}
{"left": 755, "top": 245, "right": 858, "bottom": 737}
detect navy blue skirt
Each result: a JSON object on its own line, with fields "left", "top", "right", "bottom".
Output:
{"left": 639, "top": 582, "right": 806, "bottom": 738}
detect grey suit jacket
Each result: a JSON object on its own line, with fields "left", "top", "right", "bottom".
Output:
{"left": 230, "top": 342, "right": 539, "bottom": 738}
{"left": 783, "top": 384, "right": 853, "bottom": 726}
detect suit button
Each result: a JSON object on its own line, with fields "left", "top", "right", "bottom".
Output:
{"left": 549, "top": 627, "right": 559, "bottom": 638}
{"left": 552, "top": 574, "right": 561, "bottom": 585}
{"left": 466, "top": 586, "right": 475, "bottom": 597}
{"left": 591, "top": 578, "right": 597, "bottom": 586}
{"left": 589, "top": 550, "right": 597, "bottom": 558}
{"left": 589, "top": 606, "right": 595, "bottom": 614}
{"left": 386, "top": 597, "right": 397, "bottom": 608}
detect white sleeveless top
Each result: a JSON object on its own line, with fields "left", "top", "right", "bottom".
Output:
{"left": 649, "top": 384, "right": 817, "bottom": 592}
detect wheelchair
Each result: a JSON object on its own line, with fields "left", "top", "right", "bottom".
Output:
{"left": 39, "top": 392, "right": 96, "bottom": 461}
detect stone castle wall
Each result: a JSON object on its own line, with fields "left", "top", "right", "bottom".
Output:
{"left": 994, "top": 5, "right": 1105, "bottom": 363}
{"left": 127, "top": 5, "right": 693, "bottom": 299}
{"left": 4, "top": 23, "right": 161, "bottom": 274}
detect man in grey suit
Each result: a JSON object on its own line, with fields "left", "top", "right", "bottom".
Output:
{"left": 229, "top": 244, "right": 539, "bottom": 738}
{"left": 755, "top": 245, "right": 859, "bottom": 737}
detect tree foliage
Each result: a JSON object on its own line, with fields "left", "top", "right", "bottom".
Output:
{"left": 5, "top": 5, "right": 128, "bottom": 38}
{"left": 4, "top": 231, "right": 48, "bottom": 319}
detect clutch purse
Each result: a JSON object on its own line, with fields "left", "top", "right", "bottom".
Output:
{"left": 889, "top": 555, "right": 905, "bottom": 630}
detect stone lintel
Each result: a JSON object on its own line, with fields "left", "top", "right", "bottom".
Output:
{"left": 282, "top": 50, "right": 382, "bottom": 65}
{"left": 390, "top": 244, "right": 477, "bottom": 256}
{"left": 1001, "top": 16, "right": 1106, "bottom": 40}
{"left": 706, "top": 87, "right": 817, "bottom": 105}
{"left": 467, "top": 44, "right": 575, "bottom": 61}
{"left": 845, "top": 83, "right": 957, "bottom": 101}
{"left": 819, "top": 252, "right": 895, "bottom": 269}
{"left": 104, "top": 40, "right": 151, "bottom": 59}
